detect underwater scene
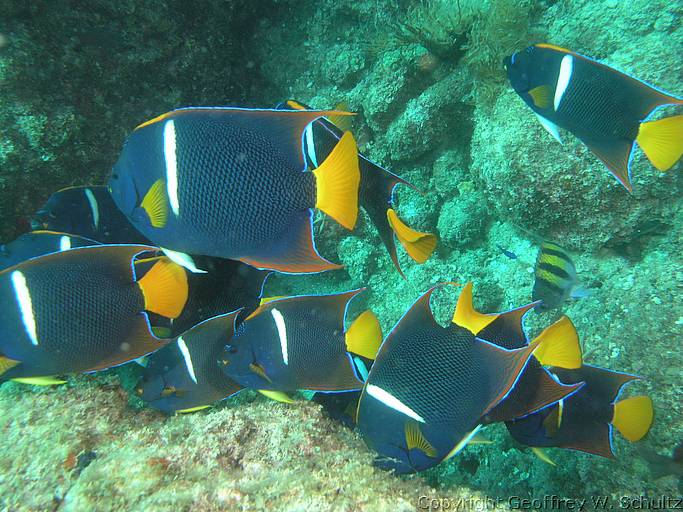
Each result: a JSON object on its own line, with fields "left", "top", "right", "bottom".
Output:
{"left": 1, "top": 0, "right": 682, "bottom": 510}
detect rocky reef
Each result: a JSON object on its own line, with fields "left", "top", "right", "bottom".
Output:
{"left": 1, "top": 0, "right": 681, "bottom": 509}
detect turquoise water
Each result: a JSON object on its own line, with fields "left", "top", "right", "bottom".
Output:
{"left": 0, "top": 1, "right": 681, "bottom": 510}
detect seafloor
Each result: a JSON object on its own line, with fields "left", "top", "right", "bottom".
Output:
{"left": 0, "top": 0, "right": 681, "bottom": 510}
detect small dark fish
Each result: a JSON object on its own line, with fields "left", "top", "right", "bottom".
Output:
{"left": 0, "top": 245, "right": 188, "bottom": 381}
{"left": 637, "top": 442, "right": 683, "bottom": 480}
{"left": 32, "top": 186, "right": 150, "bottom": 245}
{"left": 507, "top": 364, "right": 654, "bottom": 458}
{"left": 109, "top": 107, "right": 361, "bottom": 274}
{"left": 0, "top": 231, "right": 100, "bottom": 271}
{"left": 533, "top": 241, "right": 585, "bottom": 310}
{"left": 218, "top": 290, "right": 382, "bottom": 393}
{"left": 504, "top": 44, "right": 683, "bottom": 191}
{"left": 356, "top": 283, "right": 568, "bottom": 474}
{"left": 136, "top": 310, "right": 244, "bottom": 414}
{"left": 276, "top": 100, "right": 437, "bottom": 277}
{"left": 135, "top": 256, "right": 271, "bottom": 337}
{"left": 496, "top": 244, "right": 517, "bottom": 259}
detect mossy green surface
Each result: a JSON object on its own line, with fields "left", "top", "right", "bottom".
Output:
{"left": 1, "top": 0, "right": 682, "bottom": 509}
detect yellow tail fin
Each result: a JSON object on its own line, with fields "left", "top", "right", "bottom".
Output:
{"left": 452, "top": 281, "right": 496, "bottom": 334}
{"left": 531, "top": 316, "right": 582, "bottom": 369}
{"left": 138, "top": 257, "right": 189, "bottom": 319}
{"left": 387, "top": 209, "right": 437, "bottom": 264}
{"left": 313, "top": 131, "right": 360, "bottom": 230}
{"left": 345, "top": 310, "right": 383, "bottom": 360}
{"left": 612, "top": 395, "right": 654, "bottom": 442}
{"left": 636, "top": 115, "right": 683, "bottom": 171}
{"left": 258, "top": 390, "right": 294, "bottom": 403}
{"left": 141, "top": 179, "right": 169, "bottom": 228}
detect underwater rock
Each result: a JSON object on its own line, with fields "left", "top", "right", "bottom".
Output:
{"left": 437, "top": 194, "right": 490, "bottom": 249}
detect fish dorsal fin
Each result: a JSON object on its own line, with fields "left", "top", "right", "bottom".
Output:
{"left": 531, "top": 316, "right": 582, "bottom": 369}
{"left": 386, "top": 209, "right": 437, "bottom": 264}
{"left": 383, "top": 285, "right": 444, "bottom": 350}
{"left": 345, "top": 310, "right": 383, "bottom": 360}
{"left": 404, "top": 421, "right": 437, "bottom": 457}
{"left": 476, "top": 301, "right": 539, "bottom": 350}
{"left": 452, "top": 282, "right": 496, "bottom": 335}
{"left": 612, "top": 395, "right": 654, "bottom": 442}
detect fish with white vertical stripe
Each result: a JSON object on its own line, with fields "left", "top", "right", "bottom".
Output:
{"left": 504, "top": 44, "right": 683, "bottom": 191}
{"left": 0, "top": 245, "right": 188, "bottom": 382}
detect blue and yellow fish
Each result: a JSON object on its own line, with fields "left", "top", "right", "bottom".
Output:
{"left": 0, "top": 245, "right": 187, "bottom": 382}
{"left": 356, "top": 283, "right": 577, "bottom": 473}
{"left": 218, "top": 290, "right": 382, "bottom": 394}
{"left": 504, "top": 44, "right": 683, "bottom": 191}
{"left": 109, "top": 107, "right": 361, "bottom": 274}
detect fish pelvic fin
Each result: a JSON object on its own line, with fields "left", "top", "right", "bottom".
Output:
{"left": 636, "top": 115, "right": 683, "bottom": 172}
{"left": 313, "top": 131, "right": 360, "bottom": 230}
{"left": 612, "top": 395, "right": 654, "bottom": 442}
{"left": 531, "top": 447, "right": 557, "bottom": 466}
{"left": 258, "top": 389, "right": 294, "bottom": 404}
{"left": 138, "top": 257, "right": 189, "bottom": 318}
{"left": 11, "top": 376, "right": 67, "bottom": 386}
{"left": 0, "top": 356, "right": 20, "bottom": 377}
{"left": 531, "top": 316, "right": 582, "bottom": 369}
{"left": 140, "top": 179, "right": 169, "bottom": 228}
{"left": 386, "top": 209, "right": 437, "bottom": 264}
{"left": 345, "top": 310, "right": 383, "bottom": 360}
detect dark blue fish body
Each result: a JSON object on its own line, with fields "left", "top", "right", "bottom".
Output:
{"left": 218, "top": 290, "right": 379, "bottom": 393}
{"left": 109, "top": 107, "right": 360, "bottom": 274}
{"left": 136, "top": 311, "right": 244, "bottom": 414}
{"left": 504, "top": 44, "right": 683, "bottom": 191}
{"left": 496, "top": 244, "right": 517, "bottom": 259}
{"left": 0, "top": 231, "right": 100, "bottom": 271}
{"left": 0, "top": 245, "right": 187, "bottom": 380}
{"left": 507, "top": 364, "right": 653, "bottom": 458}
{"left": 356, "top": 285, "right": 548, "bottom": 473}
{"left": 32, "top": 186, "right": 150, "bottom": 245}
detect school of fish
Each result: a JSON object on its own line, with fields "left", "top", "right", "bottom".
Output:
{"left": 2, "top": 42, "right": 681, "bottom": 474}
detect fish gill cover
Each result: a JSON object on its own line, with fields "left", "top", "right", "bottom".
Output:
{"left": 0, "top": 0, "right": 681, "bottom": 510}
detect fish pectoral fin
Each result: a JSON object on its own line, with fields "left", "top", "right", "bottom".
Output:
{"left": 258, "top": 389, "right": 294, "bottom": 404}
{"left": 0, "top": 356, "right": 20, "bottom": 376}
{"left": 327, "top": 102, "right": 354, "bottom": 132}
{"left": 140, "top": 179, "right": 169, "bottom": 228}
{"left": 345, "top": 310, "right": 383, "bottom": 360}
{"left": 530, "top": 447, "right": 557, "bottom": 466}
{"left": 386, "top": 209, "right": 437, "bottom": 264}
{"left": 313, "top": 131, "right": 360, "bottom": 230}
{"left": 534, "top": 113, "right": 563, "bottom": 144}
{"left": 636, "top": 115, "right": 683, "bottom": 171}
{"left": 259, "top": 296, "right": 286, "bottom": 306}
{"left": 11, "top": 376, "right": 67, "bottom": 386}
{"left": 240, "top": 211, "right": 342, "bottom": 273}
{"left": 529, "top": 85, "right": 553, "bottom": 110}
{"left": 138, "top": 258, "right": 189, "bottom": 319}
{"left": 469, "top": 432, "right": 493, "bottom": 445}
{"left": 531, "top": 316, "right": 582, "bottom": 369}
{"left": 576, "top": 135, "right": 635, "bottom": 191}
{"left": 612, "top": 395, "right": 654, "bottom": 442}
{"left": 452, "top": 282, "right": 496, "bottom": 335}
